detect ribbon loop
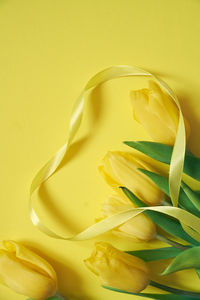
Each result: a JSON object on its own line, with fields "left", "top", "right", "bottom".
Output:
{"left": 29, "top": 65, "right": 187, "bottom": 241}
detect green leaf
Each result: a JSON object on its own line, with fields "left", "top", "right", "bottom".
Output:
{"left": 150, "top": 281, "right": 200, "bottom": 299}
{"left": 124, "top": 141, "right": 172, "bottom": 163}
{"left": 196, "top": 268, "right": 200, "bottom": 279}
{"left": 103, "top": 286, "right": 196, "bottom": 299}
{"left": 162, "top": 246, "right": 200, "bottom": 275}
{"left": 121, "top": 187, "right": 199, "bottom": 246}
{"left": 27, "top": 295, "right": 66, "bottom": 300}
{"left": 27, "top": 298, "right": 60, "bottom": 300}
{"left": 127, "top": 247, "right": 182, "bottom": 262}
{"left": 139, "top": 169, "right": 170, "bottom": 195}
{"left": 181, "top": 182, "right": 200, "bottom": 211}
{"left": 47, "top": 295, "right": 67, "bottom": 300}
{"left": 138, "top": 169, "right": 200, "bottom": 218}
{"left": 124, "top": 141, "right": 200, "bottom": 181}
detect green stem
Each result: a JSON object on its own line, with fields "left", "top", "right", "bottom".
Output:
{"left": 53, "top": 294, "right": 68, "bottom": 300}
{"left": 27, "top": 293, "right": 67, "bottom": 300}
{"left": 150, "top": 281, "right": 200, "bottom": 299}
{"left": 156, "top": 233, "right": 189, "bottom": 251}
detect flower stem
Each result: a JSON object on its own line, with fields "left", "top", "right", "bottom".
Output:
{"left": 156, "top": 233, "right": 189, "bottom": 250}
{"left": 150, "top": 280, "right": 200, "bottom": 298}
{"left": 27, "top": 294, "right": 68, "bottom": 300}
{"left": 54, "top": 294, "right": 68, "bottom": 300}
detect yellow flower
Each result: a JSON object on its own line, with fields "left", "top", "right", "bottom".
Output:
{"left": 84, "top": 242, "right": 149, "bottom": 293}
{"left": 99, "top": 151, "right": 163, "bottom": 205}
{"left": 99, "top": 194, "right": 156, "bottom": 241}
{"left": 0, "top": 240, "right": 57, "bottom": 300}
{"left": 130, "top": 80, "right": 190, "bottom": 145}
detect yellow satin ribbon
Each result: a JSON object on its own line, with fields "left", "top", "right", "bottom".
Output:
{"left": 30, "top": 65, "right": 200, "bottom": 241}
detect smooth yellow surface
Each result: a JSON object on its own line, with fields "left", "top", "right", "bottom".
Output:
{"left": 1, "top": 0, "right": 200, "bottom": 299}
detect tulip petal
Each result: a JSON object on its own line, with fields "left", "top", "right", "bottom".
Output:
{"left": 3, "top": 241, "right": 57, "bottom": 283}
{"left": 0, "top": 250, "right": 56, "bottom": 300}
{"left": 130, "top": 88, "right": 176, "bottom": 145}
{"left": 85, "top": 242, "right": 149, "bottom": 293}
{"left": 130, "top": 81, "right": 190, "bottom": 145}
{"left": 99, "top": 151, "right": 163, "bottom": 205}
{"left": 149, "top": 81, "right": 179, "bottom": 133}
{"left": 100, "top": 194, "right": 156, "bottom": 241}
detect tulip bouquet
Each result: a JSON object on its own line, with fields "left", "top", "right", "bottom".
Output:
{"left": 84, "top": 81, "right": 200, "bottom": 299}
{"left": 3, "top": 66, "right": 200, "bottom": 300}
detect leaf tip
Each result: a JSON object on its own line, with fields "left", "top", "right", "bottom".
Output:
{"left": 123, "top": 141, "right": 131, "bottom": 146}
{"left": 160, "top": 267, "right": 170, "bottom": 276}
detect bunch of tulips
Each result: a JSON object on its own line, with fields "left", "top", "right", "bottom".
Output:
{"left": 84, "top": 81, "right": 200, "bottom": 299}
{"left": 1, "top": 81, "right": 200, "bottom": 300}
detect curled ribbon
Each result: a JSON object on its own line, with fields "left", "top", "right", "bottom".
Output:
{"left": 30, "top": 65, "right": 199, "bottom": 241}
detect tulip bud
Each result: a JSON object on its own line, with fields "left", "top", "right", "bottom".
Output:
{"left": 84, "top": 242, "right": 149, "bottom": 293}
{"left": 130, "top": 80, "right": 190, "bottom": 145}
{"left": 99, "top": 151, "right": 163, "bottom": 205}
{"left": 100, "top": 194, "right": 156, "bottom": 241}
{"left": 0, "top": 240, "right": 57, "bottom": 300}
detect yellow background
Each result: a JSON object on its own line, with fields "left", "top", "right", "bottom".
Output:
{"left": 0, "top": 0, "right": 200, "bottom": 299}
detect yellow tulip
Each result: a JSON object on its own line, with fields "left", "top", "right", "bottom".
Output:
{"left": 99, "top": 151, "right": 163, "bottom": 205}
{"left": 0, "top": 240, "right": 57, "bottom": 300}
{"left": 130, "top": 80, "right": 190, "bottom": 145}
{"left": 84, "top": 242, "right": 149, "bottom": 293}
{"left": 99, "top": 194, "right": 156, "bottom": 241}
